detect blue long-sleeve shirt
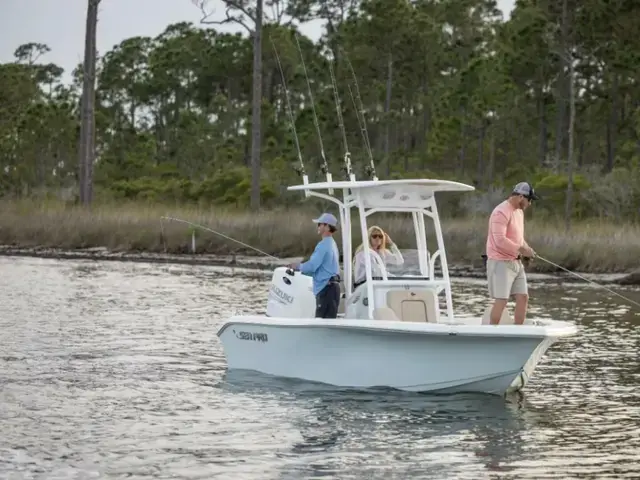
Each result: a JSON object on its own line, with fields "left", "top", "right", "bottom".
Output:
{"left": 299, "top": 236, "right": 340, "bottom": 295}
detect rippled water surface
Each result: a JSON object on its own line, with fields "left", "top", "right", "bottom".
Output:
{"left": 1, "top": 257, "right": 639, "bottom": 479}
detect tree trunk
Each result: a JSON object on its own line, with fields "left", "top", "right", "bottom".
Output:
{"left": 249, "top": 0, "right": 263, "bottom": 210}
{"left": 554, "top": 0, "right": 570, "bottom": 171}
{"left": 384, "top": 54, "right": 393, "bottom": 176}
{"left": 536, "top": 85, "right": 547, "bottom": 166}
{"left": 420, "top": 75, "right": 429, "bottom": 158}
{"left": 458, "top": 108, "right": 466, "bottom": 174}
{"left": 487, "top": 126, "right": 495, "bottom": 184}
{"left": 564, "top": 50, "right": 575, "bottom": 232}
{"left": 605, "top": 74, "right": 619, "bottom": 172}
{"left": 477, "top": 121, "right": 485, "bottom": 187}
{"left": 78, "top": 0, "right": 99, "bottom": 206}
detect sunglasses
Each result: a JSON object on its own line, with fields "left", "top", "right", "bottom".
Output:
{"left": 371, "top": 234, "right": 383, "bottom": 239}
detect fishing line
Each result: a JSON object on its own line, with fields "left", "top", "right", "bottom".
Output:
{"left": 160, "top": 216, "right": 281, "bottom": 261}
{"left": 535, "top": 255, "right": 640, "bottom": 310}
{"left": 294, "top": 34, "right": 330, "bottom": 179}
{"left": 327, "top": 56, "right": 354, "bottom": 181}
{"left": 269, "top": 36, "right": 306, "bottom": 179}
{"left": 160, "top": 220, "right": 640, "bottom": 309}
{"left": 342, "top": 47, "right": 377, "bottom": 181}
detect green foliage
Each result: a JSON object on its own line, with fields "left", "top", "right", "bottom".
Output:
{"left": 534, "top": 173, "right": 591, "bottom": 218}
{"left": 580, "top": 167, "right": 640, "bottom": 221}
{"left": 1, "top": 1, "right": 640, "bottom": 221}
{"left": 109, "top": 167, "right": 277, "bottom": 207}
{"left": 191, "top": 168, "right": 277, "bottom": 206}
{"left": 110, "top": 177, "right": 195, "bottom": 202}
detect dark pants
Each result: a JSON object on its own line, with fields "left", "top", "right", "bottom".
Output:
{"left": 315, "top": 278, "right": 341, "bottom": 319}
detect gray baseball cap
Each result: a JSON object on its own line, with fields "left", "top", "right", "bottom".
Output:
{"left": 312, "top": 212, "right": 338, "bottom": 227}
{"left": 512, "top": 182, "right": 539, "bottom": 200}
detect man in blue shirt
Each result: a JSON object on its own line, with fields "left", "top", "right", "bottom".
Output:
{"left": 288, "top": 212, "right": 341, "bottom": 318}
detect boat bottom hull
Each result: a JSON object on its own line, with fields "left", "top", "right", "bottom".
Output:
{"left": 218, "top": 319, "right": 560, "bottom": 396}
{"left": 225, "top": 366, "right": 526, "bottom": 395}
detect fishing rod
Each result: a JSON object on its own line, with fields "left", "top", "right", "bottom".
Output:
{"left": 327, "top": 55, "right": 355, "bottom": 182}
{"left": 269, "top": 36, "right": 310, "bottom": 198}
{"left": 293, "top": 33, "right": 333, "bottom": 193}
{"left": 342, "top": 48, "right": 377, "bottom": 181}
{"left": 347, "top": 84, "right": 375, "bottom": 181}
{"left": 160, "top": 216, "right": 281, "bottom": 260}
{"left": 535, "top": 255, "right": 640, "bottom": 310}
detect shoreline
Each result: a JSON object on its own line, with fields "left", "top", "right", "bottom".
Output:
{"left": 2, "top": 199, "right": 640, "bottom": 282}
{"left": 1, "top": 245, "right": 636, "bottom": 285}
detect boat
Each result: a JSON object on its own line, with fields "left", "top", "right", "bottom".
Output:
{"left": 216, "top": 178, "right": 578, "bottom": 395}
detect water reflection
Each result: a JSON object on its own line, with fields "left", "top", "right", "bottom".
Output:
{"left": 0, "top": 256, "right": 638, "bottom": 479}
{"left": 220, "top": 370, "right": 566, "bottom": 479}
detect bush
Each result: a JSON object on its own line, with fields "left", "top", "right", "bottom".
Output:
{"left": 107, "top": 167, "right": 278, "bottom": 207}
{"left": 532, "top": 172, "right": 591, "bottom": 219}
{"left": 580, "top": 166, "right": 640, "bottom": 220}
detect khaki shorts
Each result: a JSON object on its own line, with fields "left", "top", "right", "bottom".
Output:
{"left": 486, "top": 258, "right": 528, "bottom": 299}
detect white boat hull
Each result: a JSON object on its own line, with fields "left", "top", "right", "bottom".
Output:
{"left": 217, "top": 317, "right": 576, "bottom": 395}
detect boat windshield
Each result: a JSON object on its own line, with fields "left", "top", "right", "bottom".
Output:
{"left": 385, "top": 249, "right": 428, "bottom": 277}
{"left": 351, "top": 211, "right": 438, "bottom": 285}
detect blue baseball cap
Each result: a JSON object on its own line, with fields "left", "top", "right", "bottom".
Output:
{"left": 312, "top": 212, "right": 338, "bottom": 227}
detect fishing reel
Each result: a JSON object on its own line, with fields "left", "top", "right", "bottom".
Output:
{"left": 292, "top": 164, "right": 306, "bottom": 177}
{"left": 364, "top": 164, "right": 377, "bottom": 180}
{"left": 341, "top": 152, "right": 355, "bottom": 181}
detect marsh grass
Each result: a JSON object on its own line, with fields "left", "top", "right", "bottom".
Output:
{"left": 1, "top": 198, "right": 639, "bottom": 273}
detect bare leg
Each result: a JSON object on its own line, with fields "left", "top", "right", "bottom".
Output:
{"left": 490, "top": 298, "right": 508, "bottom": 325}
{"left": 513, "top": 294, "right": 529, "bottom": 325}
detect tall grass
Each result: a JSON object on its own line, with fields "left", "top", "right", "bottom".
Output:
{"left": 1, "top": 198, "right": 639, "bottom": 273}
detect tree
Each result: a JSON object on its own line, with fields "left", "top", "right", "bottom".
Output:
{"left": 194, "top": 0, "right": 276, "bottom": 210}
{"left": 78, "top": 0, "right": 100, "bottom": 205}
{"left": 1, "top": 0, "right": 640, "bottom": 220}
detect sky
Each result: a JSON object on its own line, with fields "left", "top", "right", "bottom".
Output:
{"left": 1, "top": 0, "right": 516, "bottom": 82}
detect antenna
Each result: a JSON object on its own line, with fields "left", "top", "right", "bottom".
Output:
{"left": 327, "top": 56, "right": 355, "bottom": 182}
{"left": 294, "top": 34, "right": 333, "bottom": 193}
{"left": 269, "top": 36, "right": 310, "bottom": 198}
{"left": 342, "top": 48, "right": 377, "bottom": 181}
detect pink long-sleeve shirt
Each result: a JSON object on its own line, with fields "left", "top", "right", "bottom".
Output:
{"left": 486, "top": 200, "right": 524, "bottom": 260}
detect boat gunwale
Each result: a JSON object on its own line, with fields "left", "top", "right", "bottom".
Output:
{"left": 216, "top": 316, "right": 578, "bottom": 339}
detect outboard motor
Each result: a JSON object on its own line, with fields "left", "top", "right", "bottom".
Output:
{"left": 266, "top": 267, "right": 315, "bottom": 318}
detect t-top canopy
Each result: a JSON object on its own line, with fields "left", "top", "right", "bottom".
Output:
{"left": 287, "top": 178, "right": 475, "bottom": 209}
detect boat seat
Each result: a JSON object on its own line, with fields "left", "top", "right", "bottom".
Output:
{"left": 481, "top": 305, "right": 514, "bottom": 325}
{"left": 373, "top": 307, "right": 399, "bottom": 321}
{"left": 386, "top": 289, "right": 439, "bottom": 323}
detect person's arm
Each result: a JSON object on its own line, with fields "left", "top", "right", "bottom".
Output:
{"left": 385, "top": 241, "right": 404, "bottom": 265}
{"left": 353, "top": 251, "right": 365, "bottom": 283}
{"left": 522, "top": 240, "right": 535, "bottom": 256}
{"left": 518, "top": 214, "right": 535, "bottom": 256}
{"left": 489, "top": 211, "right": 521, "bottom": 257}
{"left": 353, "top": 251, "right": 382, "bottom": 282}
{"left": 299, "top": 241, "right": 327, "bottom": 275}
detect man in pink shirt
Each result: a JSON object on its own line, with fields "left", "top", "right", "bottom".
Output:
{"left": 485, "top": 182, "right": 539, "bottom": 325}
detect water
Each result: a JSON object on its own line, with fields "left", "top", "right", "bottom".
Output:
{"left": 0, "top": 257, "right": 639, "bottom": 479}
